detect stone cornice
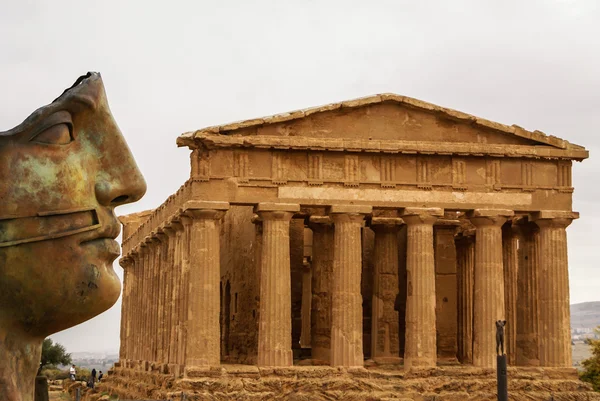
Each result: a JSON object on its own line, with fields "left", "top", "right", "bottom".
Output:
{"left": 179, "top": 133, "right": 588, "bottom": 161}
{"left": 177, "top": 93, "right": 586, "bottom": 153}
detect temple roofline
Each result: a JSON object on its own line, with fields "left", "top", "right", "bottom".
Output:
{"left": 176, "top": 93, "right": 587, "bottom": 154}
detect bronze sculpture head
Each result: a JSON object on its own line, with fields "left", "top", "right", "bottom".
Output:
{"left": 0, "top": 73, "right": 146, "bottom": 400}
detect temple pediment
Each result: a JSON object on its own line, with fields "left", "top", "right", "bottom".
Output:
{"left": 178, "top": 94, "right": 587, "bottom": 160}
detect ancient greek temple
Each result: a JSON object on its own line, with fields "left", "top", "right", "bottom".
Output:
{"left": 110, "top": 94, "right": 593, "bottom": 399}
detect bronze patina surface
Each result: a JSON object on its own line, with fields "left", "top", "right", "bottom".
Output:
{"left": 0, "top": 73, "right": 146, "bottom": 401}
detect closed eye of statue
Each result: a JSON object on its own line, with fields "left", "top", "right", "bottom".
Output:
{"left": 31, "top": 122, "right": 73, "bottom": 145}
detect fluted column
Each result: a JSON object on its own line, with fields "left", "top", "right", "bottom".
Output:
{"left": 255, "top": 202, "right": 300, "bottom": 366}
{"left": 329, "top": 205, "right": 371, "bottom": 367}
{"left": 515, "top": 221, "right": 540, "bottom": 366}
{"left": 468, "top": 209, "right": 513, "bottom": 368}
{"left": 151, "top": 236, "right": 162, "bottom": 363}
{"left": 400, "top": 207, "right": 443, "bottom": 369}
{"left": 163, "top": 224, "right": 177, "bottom": 367}
{"left": 126, "top": 252, "right": 138, "bottom": 365}
{"left": 182, "top": 201, "right": 229, "bottom": 369}
{"left": 308, "top": 216, "right": 334, "bottom": 363}
{"left": 300, "top": 259, "right": 312, "bottom": 349}
{"left": 154, "top": 233, "right": 166, "bottom": 365}
{"left": 370, "top": 217, "right": 402, "bottom": 363}
{"left": 534, "top": 211, "right": 578, "bottom": 367}
{"left": 118, "top": 256, "right": 132, "bottom": 363}
{"left": 456, "top": 230, "right": 475, "bottom": 364}
{"left": 502, "top": 222, "right": 518, "bottom": 365}
{"left": 142, "top": 239, "right": 151, "bottom": 365}
{"left": 134, "top": 247, "right": 145, "bottom": 363}
{"left": 177, "top": 219, "right": 189, "bottom": 369}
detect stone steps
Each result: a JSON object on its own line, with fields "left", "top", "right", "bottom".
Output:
{"left": 96, "top": 367, "right": 600, "bottom": 401}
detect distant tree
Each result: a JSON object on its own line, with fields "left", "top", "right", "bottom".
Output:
{"left": 38, "top": 338, "right": 72, "bottom": 374}
{"left": 580, "top": 327, "right": 600, "bottom": 392}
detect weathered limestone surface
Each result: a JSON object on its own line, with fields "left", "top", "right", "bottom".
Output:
{"left": 502, "top": 222, "right": 519, "bottom": 365}
{"left": 96, "top": 365, "right": 600, "bottom": 401}
{"left": 535, "top": 211, "right": 577, "bottom": 367}
{"left": 256, "top": 203, "right": 300, "bottom": 366}
{"left": 433, "top": 220, "right": 459, "bottom": 360}
{"left": 370, "top": 217, "right": 402, "bottom": 362}
{"left": 113, "top": 94, "right": 589, "bottom": 400}
{"left": 469, "top": 209, "right": 513, "bottom": 368}
{"left": 184, "top": 202, "right": 229, "bottom": 368}
{"left": 308, "top": 216, "right": 334, "bottom": 363}
{"left": 401, "top": 207, "right": 443, "bottom": 369}
{"left": 516, "top": 221, "right": 540, "bottom": 366}
{"left": 330, "top": 205, "right": 371, "bottom": 367}
{"left": 456, "top": 231, "right": 474, "bottom": 364}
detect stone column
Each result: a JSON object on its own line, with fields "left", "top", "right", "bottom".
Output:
{"left": 251, "top": 215, "right": 263, "bottom": 363}
{"left": 533, "top": 211, "right": 577, "bottom": 367}
{"left": 400, "top": 207, "right": 443, "bottom": 369}
{"left": 118, "top": 256, "right": 131, "bottom": 363}
{"left": 515, "top": 221, "right": 540, "bottom": 366}
{"left": 434, "top": 219, "right": 460, "bottom": 360}
{"left": 456, "top": 230, "right": 475, "bottom": 364}
{"left": 177, "top": 219, "right": 189, "bottom": 369}
{"left": 308, "top": 216, "right": 334, "bottom": 363}
{"left": 300, "top": 259, "right": 312, "bottom": 349}
{"left": 255, "top": 202, "right": 300, "bottom": 366}
{"left": 163, "top": 224, "right": 177, "bottom": 367}
{"left": 154, "top": 234, "right": 166, "bottom": 365}
{"left": 502, "top": 221, "right": 519, "bottom": 365}
{"left": 329, "top": 205, "right": 372, "bottom": 367}
{"left": 370, "top": 217, "right": 402, "bottom": 364}
{"left": 142, "top": 239, "right": 151, "bottom": 364}
{"left": 468, "top": 209, "right": 513, "bottom": 368}
{"left": 134, "top": 247, "right": 144, "bottom": 363}
{"left": 151, "top": 236, "right": 162, "bottom": 363}
{"left": 184, "top": 201, "right": 229, "bottom": 369}
{"left": 158, "top": 230, "right": 170, "bottom": 366}
{"left": 126, "top": 252, "right": 138, "bottom": 365}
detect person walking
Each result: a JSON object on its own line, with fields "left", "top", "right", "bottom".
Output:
{"left": 69, "top": 365, "right": 76, "bottom": 381}
{"left": 98, "top": 371, "right": 103, "bottom": 382}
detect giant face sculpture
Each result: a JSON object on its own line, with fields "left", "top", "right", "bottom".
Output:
{"left": 0, "top": 73, "right": 146, "bottom": 401}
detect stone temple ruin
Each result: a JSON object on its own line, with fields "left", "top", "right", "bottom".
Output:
{"left": 101, "top": 94, "right": 600, "bottom": 400}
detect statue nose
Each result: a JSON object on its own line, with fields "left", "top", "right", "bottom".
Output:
{"left": 95, "top": 167, "right": 146, "bottom": 208}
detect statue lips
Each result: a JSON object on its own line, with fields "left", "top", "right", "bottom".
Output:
{"left": 78, "top": 219, "right": 122, "bottom": 261}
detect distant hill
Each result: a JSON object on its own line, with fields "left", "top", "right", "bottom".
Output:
{"left": 571, "top": 301, "right": 600, "bottom": 329}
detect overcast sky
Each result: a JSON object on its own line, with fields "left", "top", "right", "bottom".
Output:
{"left": 1, "top": 0, "right": 599, "bottom": 353}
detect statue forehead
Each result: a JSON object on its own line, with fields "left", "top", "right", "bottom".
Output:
{"left": 0, "top": 72, "right": 104, "bottom": 141}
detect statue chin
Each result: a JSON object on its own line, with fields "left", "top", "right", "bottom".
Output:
{"left": 0, "top": 234, "right": 123, "bottom": 338}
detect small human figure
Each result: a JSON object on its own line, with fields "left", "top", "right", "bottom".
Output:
{"left": 496, "top": 320, "right": 507, "bottom": 355}
{"left": 98, "top": 371, "right": 103, "bottom": 382}
{"left": 69, "top": 365, "right": 76, "bottom": 381}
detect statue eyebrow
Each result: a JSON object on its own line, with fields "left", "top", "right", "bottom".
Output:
{"left": 70, "top": 93, "right": 97, "bottom": 111}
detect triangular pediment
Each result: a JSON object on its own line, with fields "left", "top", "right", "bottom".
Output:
{"left": 178, "top": 94, "right": 587, "bottom": 158}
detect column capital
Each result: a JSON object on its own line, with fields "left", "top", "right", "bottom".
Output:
{"left": 255, "top": 202, "right": 300, "bottom": 221}
{"left": 119, "top": 256, "right": 133, "bottom": 268}
{"left": 399, "top": 207, "right": 443, "bottom": 225}
{"left": 468, "top": 209, "right": 514, "bottom": 227}
{"left": 308, "top": 215, "right": 333, "bottom": 230}
{"left": 369, "top": 217, "right": 403, "bottom": 231}
{"left": 180, "top": 200, "right": 229, "bottom": 221}
{"left": 155, "top": 228, "right": 168, "bottom": 242}
{"left": 328, "top": 204, "right": 372, "bottom": 215}
{"left": 532, "top": 210, "right": 579, "bottom": 229}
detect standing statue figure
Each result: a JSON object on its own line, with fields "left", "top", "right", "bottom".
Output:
{"left": 0, "top": 72, "right": 146, "bottom": 401}
{"left": 496, "top": 320, "right": 507, "bottom": 355}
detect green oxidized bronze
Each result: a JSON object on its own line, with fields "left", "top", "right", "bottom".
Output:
{"left": 0, "top": 73, "right": 146, "bottom": 401}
